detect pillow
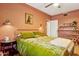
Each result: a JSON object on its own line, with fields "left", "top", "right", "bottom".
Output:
{"left": 33, "top": 32, "right": 45, "bottom": 37}
{"left": 20, "top": 32, "right": 35, "bottom": 39}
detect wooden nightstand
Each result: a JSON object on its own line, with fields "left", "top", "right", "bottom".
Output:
{"left": 0, "top": 40, "right": 17, "bottom": 56}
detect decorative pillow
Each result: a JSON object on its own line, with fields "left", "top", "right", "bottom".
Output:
{"left": 33, "top": 32, "right": 45, "bottom": 37}
{"left": 20, "top": 32, "right": 35, "bottom": 39}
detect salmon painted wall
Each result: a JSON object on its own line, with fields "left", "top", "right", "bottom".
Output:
{"left": 0, "top": 3, "right": 51, "bottom": 31}
{"left": 0, "top": 3, "right": 51, "bottom": 40}
{"left": 51, "top": 10, "right": 79, "bottom": 38}
{"left": 51, "top": 10, "right": 79, "bottom": 28}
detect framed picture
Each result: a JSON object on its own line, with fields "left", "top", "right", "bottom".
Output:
{"left": 25, "top": 13, "right": 33, "bottom": 24}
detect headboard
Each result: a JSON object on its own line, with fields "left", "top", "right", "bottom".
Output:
{"left": 17, "top": 29, "right": 39, "bottom": 32}
{"left": 16, "top": 29, "right": 46, "bottom": 36}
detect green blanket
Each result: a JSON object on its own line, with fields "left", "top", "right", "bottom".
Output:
{"left": 17, "top": 38, "right": 65, "bottom": 56}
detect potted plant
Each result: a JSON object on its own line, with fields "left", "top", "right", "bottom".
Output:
{"left": 72, "top": 21, "right": 78, "bottom": 32}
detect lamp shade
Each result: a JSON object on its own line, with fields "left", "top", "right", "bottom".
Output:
{"left": 0, "top": 20, "right": 17, "bottom": 40}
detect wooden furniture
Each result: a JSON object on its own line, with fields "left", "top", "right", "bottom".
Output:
{"left": 0, "top": 40, "right": 17, "bottom": 56}
{"left": 58, "top": 23, "right": 79, "bottom": 44}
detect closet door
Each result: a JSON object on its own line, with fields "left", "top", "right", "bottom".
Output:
{"left": 47, "top": 20, "right": 58, "bottom": 37}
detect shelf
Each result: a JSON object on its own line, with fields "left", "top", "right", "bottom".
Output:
{"left": 59, "top": 33, "right": 79, "bottom": 36}
{"left": 58, "top": 29, "right": 79, "bottom": 31}
{"left": 58, "top": 24, "right": 79, "bottom": 39}
{"left": 59, "top": 26, "right": 73, "bottom": 28}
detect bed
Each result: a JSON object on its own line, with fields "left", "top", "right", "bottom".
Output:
{"left": 16, "top": 32, "right": 74, "bottom": 56}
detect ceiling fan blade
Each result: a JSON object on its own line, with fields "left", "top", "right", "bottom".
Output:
{"left": 45, "top": 3, "right": 53, "bottom": 8}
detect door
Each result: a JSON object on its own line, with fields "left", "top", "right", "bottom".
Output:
{"left": 47, "top": 20, "right": 58, "bottom": 37}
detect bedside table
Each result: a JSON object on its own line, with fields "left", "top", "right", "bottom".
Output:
{"left": 0, "top": 40, "right": 17, "bottom": 56}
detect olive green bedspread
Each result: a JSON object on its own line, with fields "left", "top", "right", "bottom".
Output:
{"left": 17, "top": 38, "right": 65, "bottom": 56}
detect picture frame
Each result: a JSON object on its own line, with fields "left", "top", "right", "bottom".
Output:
{"left": 25, "top": 13, "right": 33, "bottom": 24}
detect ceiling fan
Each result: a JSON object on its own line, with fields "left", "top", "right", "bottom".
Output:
{"left": 45, "top": 3, "right": 61, "bottom": 8}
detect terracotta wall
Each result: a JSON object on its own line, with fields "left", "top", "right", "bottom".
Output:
{"left": 51, "top": 10, "right": 79, "bottom": 28}
{"left": 0, "top": 3, "right": 51, "bottom": 40}
{"left": 0, "top": 3, "right": 51, "bottom": 31}
{"left": 51, "top": 10, "right": 79, "bottom": 38}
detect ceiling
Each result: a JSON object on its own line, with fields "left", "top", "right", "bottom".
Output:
{"left": 27, "top": 3, "right": 79, "bottom": 16}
